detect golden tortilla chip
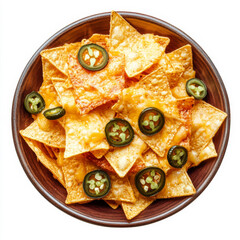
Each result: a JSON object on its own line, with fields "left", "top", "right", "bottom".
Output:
{"left": 88, "top": 34, "right": 109, "bottom": 45}
{"left": 41, "top": 46, "right": 68, "bottom": 76}
{"left": 167, "top": 45, "right": 193, "bottom": 72}
{"left": 38, "top": 58, "right": 62, "bottom": 108}
{"left": 189, "top": 100, "right": 227, "bottom": 166}
{"left": 189, "top": 140, "right": 218, "bottom": 167}
{"left": 135, "top": 67, "right": 176, "bottom": 103}
{"left": 68, "top": 52, "right": 125, "bottom": 115}
{"left": 199, "top": 140, "right": 217, "bottom": 162}
{"left": 20, "top": 120, "right": 65, "bottom": 148}
{"left": 41, "top": 57, "right": 67, "bottom": 84}
{"left": 105, "top": 135, "right": 147, "bottom": 178}
{"left": 113, "top": 87, "right": 182, "bottom": 157}
{"left": 171, "top": 97, "right": 195, "bottom": 150}
{"left": 63, "top": 155, "right": 135, "bottom": 204}
{"left": 142, "top": 149, "right": 170, "bottom": 174}
{"left": 121, "top": 175, "right": 154, "bottom": 220}
{"left": 157, "top": 169, "right": 196, "bottom": 198}
{"left": 52, "top": 79, "right": 114, "bottom": 158}
{"left": 144, "top": 53, "right": 185, "bottom": 88}
{"left": 23, "top": 137, "right": 65, "bottom": 187}
{"left": 65, "top": 42, "right": 83, "bottom": 58}
{"left": 167, "top": 45, "right": 196, "bottom": 98}
{"left": 63, "top": 155, "right": 92, "bottom": 204}
{"left": 103, "top": 174, "right": 136, "bottom": 202}
{"left": 105, "top": 200, "right": 119, "bottom": 209}
{"left": 110, "top": 11, "right": 169, "bottom": 77}
{"left": 91, "top": 149, "right": 108, "bottom": 159}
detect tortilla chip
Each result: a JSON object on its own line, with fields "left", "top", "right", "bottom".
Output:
{"left": 167, "top": 45, "right": 196, "bottom": 98}
{"left": 88, "top": 34, "right": 110, "bottom": 46}
{"left": 42, "top": 56, "right": 67, "bottom": 80}
{"left": 110, "top": 11, "right": 169, "bottom": 77}
{"left": 68, "top": 52, "right": 125, "bottom": 115}
{"left": 167, "top": 45, "right": 193, "bottom": 71}
{"left": 20, "top": 120, "right": 65, "bottom": 148}
{"left": 121, "top": 175, "right": 154, "bottom": 220}
{"left": 160, "top": 54, "right": 185, "bottom": 88}
{"left": 103, "top": 174, "right": 136, "bottom": 202}
{"left": 171, "top": 97, "right": 195, "bottom": 150}
{"left": 189, "top": 140, "right": 218, "bottom": 167}
{"left": 199, "top": 140, "right": 217, "bottom": 162}
{"left": 157, "top": 169, "right": 196, "bottom": 198}
{"left": 65, "top": 42, "right": 83, "bottom": 58}
{"left": 41, "top": 46, "right": 68, "bottom": 76}
{"left": 64, "top": 111, "right": 111, "bottom": 158}
{"left": 189, "top": 100, "right": 227, "bottom": 167}
{"left": 23, "top": 137, "right": 65, "bottom": 187}
{"left": 135, "top": 67, "right": 176, "bottom": 103}
{"left": 91, "top": 149, "right": 108, "bottom": 159}
{"left": 105, "top": 200, "right": 119, "bottom": 209}
{"left": 112, "top": 87, "right": 182, "bottom": 157}
{"left": 52, "top": 79, "right": 114, "bottom": 158}
{"left": 105, "top": 135, "right": 147, "bottom": 178}
{"left": 63, "top": 155, "right": 135, "bottom": 204}
{"left": 142, "top": 149, "right": 171, "bottom": 174}
{"left": 63, "top": 155, "right": 92, "bottom": 204}
{"left": 144, "top": 53, "right": 185, "bottom": 88}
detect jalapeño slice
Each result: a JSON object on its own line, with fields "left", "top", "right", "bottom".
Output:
{"left": 83, "top": 170, "right": 111, "bottom": 199}
{"left": 135, "top": 167, "right": 165, "bottom": 197}
{"left": 186, "top": 78, "right": 207, "bottom": 100}
{"left": 167, "top": 145, "right": 188, "bottom": 168}
{"left": 78, "top": 43, "right": 109, "bottom": 71}
{"left": 43, "top": 106, "right": 66, "bottom": 120}
{"left": 138, "top": 107, "right": 165, "bottom": 136}
{"left": 24, "top": 91, "right": 45, "bottom": 114}
{"left": 105, "top": 118, "right": 134, "bottom": 147}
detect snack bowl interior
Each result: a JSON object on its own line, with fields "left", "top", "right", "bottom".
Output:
{"left": 12, "top": 11, "right": 230, "bottom": 227}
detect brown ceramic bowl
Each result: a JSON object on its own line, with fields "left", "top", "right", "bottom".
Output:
{"left": 12, "top": 11, "right": 230, "bottom": 227}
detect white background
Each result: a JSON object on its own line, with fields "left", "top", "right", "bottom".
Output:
{"left": 0, "top": 0, "right": 239, "bottom": 239}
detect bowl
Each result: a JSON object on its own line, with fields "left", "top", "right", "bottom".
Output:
{"left": 12, "top": 11, "right": 230, "bottom": 227}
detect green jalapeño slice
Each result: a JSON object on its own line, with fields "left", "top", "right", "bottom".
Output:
{"left": 105, "top": 118, "right": 134, "bottom": 147}
{"left": 83, "top": 170, "right": 111, "bottom": 199}
{"left": 135, "top": 167, "right": 165, "bottom": 197}
{"left": 43, "top": 106, "right": 66, "bottom": 120}
{"left": 138, "top": 107, "right": 165, "bottom": 136}
{"left": 24, "top": 91, "right": 45, "bottom": 114}
{"left": 167, "top": 145, "right": 188, "bottom": 168}
{"left": 78, "top": 43, "right": 109, "bottom": 71}
{"left": 186, "top": 78, "right": 207, "bottom": 100}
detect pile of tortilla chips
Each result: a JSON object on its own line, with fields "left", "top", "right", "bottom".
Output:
{"left": 20, "top": 11, "right": 227, "bottom": 220}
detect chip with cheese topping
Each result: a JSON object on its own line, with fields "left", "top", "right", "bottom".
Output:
{"left": 167, "top": 45, "right": 196, "bottom": 99}
{"left": 63, "top": 154, "right": 136, "bottom": 204}
{"left": 121, "top": 175, "right": 154, "bottom": 220}
{"left": 52, "top": 79, "right": 114, "bottom": 158}
{"left": 157, "top": 169, "right": 196, "bottom": 198}
{"left": 68, "top": 53, "right": 125, "bottom": 115}
{"left": 20, "top": 120, "right": 65, "bottom": 148}
{"left": 41, "top": 46, "right": 69, "bottom": 76}
{"left": 110, "top": 11, "right": 169, "bottom": 78}
{"left": 105, "top": 134, "right": 147, "bottom": 177}
{"left": 190, "top": 100, "right": 227, "bottom": 158}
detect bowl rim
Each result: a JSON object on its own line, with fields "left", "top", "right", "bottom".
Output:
{"left": 12, "top": 11, "right": 231, "bottom": 227}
